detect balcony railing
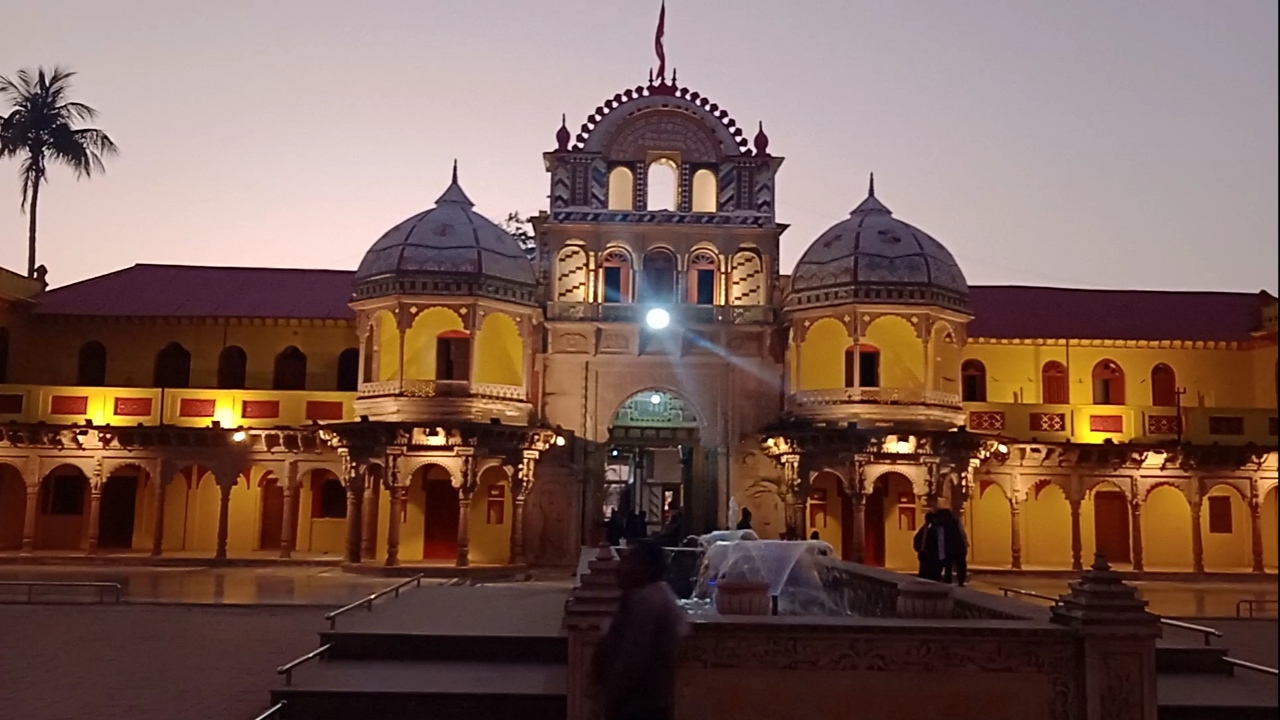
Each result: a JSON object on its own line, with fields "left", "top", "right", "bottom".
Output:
{"left": 0, "top": 384, "right": 356, "bottom": 428}
{"left": 357, "top": 380, "right": 526, "bottom": 402}
{"left": 787, "top": 387, "right": 963, "bottom": 412}
{"left": 963, "top": 402, "right": 1278, "bottom": 445}
{"left": 547, "top": 301, "right": 774, "bottom": 325}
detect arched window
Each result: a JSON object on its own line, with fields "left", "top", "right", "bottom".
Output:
{"left": 436, "top": 330, "right": 471, "bottom": 381}
{"left": 1150, "top": 363, "right": 1177, "bottom": 407}
{"left": 312, "top": 476, "right": 347, "bottom": 519}
{"left": 844, "top": 344, "right": 880, "bottom": 388}
{"left": 1092, "top": 359, "right": 1125, "bottom": 405}
{"left": 217, "top": 346, "right": 247, "bottom": 389}
{"left": 607, "top": 166, "right": 634, "bottom": 211}
{"left": 554, "top": 246, "right": 590, "bottom": 302}
{"left": 599, "top": 249, "right": 632, "bottom": 303}
{"left": 273, "top": 346, "right": 307, "bottom": 390}
{"left": 154, "top": 343, "right": 191, "bottom": 388}
{"left": 961, "top": 360, "right": 987, "bottom": 402}
{"left": 1041, "top": 361, "right": 1068, "bottom": 404}
{"left": 687, "top": 250, "right": 719, "bottom": 306}
{"left": 337, "top": 348, "right": 360, "bottom": 391}
{"left": 641, "top": 249, "right": 677, "bottom": 304}
{"left": 729, "top": 250, "right": 765, "bottom": 306}
{"left": 691, "top": 169, "right": 717, "bottom": 212}
{"left": 77, "top": 342, "right": 107, "bottom": 386}
{"left": 645, "top": 158, "right": 678, "bottom": 211}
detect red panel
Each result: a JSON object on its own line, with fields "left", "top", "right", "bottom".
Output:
{"left": 0, "top": 394, "right": 24, "bottom": 414}
{"left": 1029, "top": 413, "right": 1067, "bottom": 433}
{"left": 50, "top": 395, "right": 89, "bottom": 416}
{"left": 1090, "top": 415, "right": 1124, "bottom": 433}
{"left": 179, "top": 398, "right": 217, "bottom": 418}
{"left": 305, "top": 401, "right": 345, "bottom": 421}
{"left": 114, "top": 397, "right": 154, "bottom": 417}
{"left": 968, "top": 411, "right": 1005, "bottom": 431}
{"left": 242, "top": 400, "right": 280, "bottom": 419}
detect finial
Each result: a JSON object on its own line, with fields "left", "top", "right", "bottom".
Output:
{"left": 452, "top": 158, "right": 459, "bottom": 184}
{"left": 671, "top": 67, "right": 677, "bottom": 84}
{"left": 868, "top": 172, "right": 875, "bottom": 198}
{"left": 648, "top": 68, "right": 654, "bottom": 84}
{"left": 753, "top": 121, "right": 770, "bottom": 155}
{"left": 556, "top": 114, "right": 571, "bottom": 150}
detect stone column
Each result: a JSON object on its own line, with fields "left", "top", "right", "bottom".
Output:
{"left": 345, "top": 480, "right": 363, "bottom": 564}
{"left": 361, "top": 478, "right": 378, "bottom": 560}
{"left": 1010, "top": 498, "right": 1023, "bottom": 570}
{"left": 1189, "top": 496, "right": 1205, "bottom": 573}
{"left": 86, "top": 484, "right": 103, "bottom": 555}
{"left": 1249, "top": 498, "right": 1265, "bottom": 574}
{"left": 280, "top": 483, "right": 296, "bottom": 559}
{"left": 214, "top": 482, "right": 232, "bottom": 560}
{"left": 385, "top": 485, "right": 402, "bottom": 568}
{"left": 456, "top": 486, "right": 473, "bottom": 568}
{"left": 150, "top": 479, "right": 166, "bottom": 557}
{"left": 850, "top": 493, "right": 867, "bottom": 563}
{"left": 1051, "top": 554, "right": 1161, "bottom": 720}
{"left": 1069, "top": 497, "right": 1083, "bottom": 571}
{"left": 1130, "top": 497, "right": 1144, "bottom": 572}
{"left": 510, "top": 453, "right": 536, "bottom": 567}
{"left": 21, "top": 483, "right": 39, "bottom": 553}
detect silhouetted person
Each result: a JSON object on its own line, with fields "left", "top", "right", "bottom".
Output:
{"left": 625, "top": 510, "right": 648, "bottom": 541}
{"left": 809, "top": 530, "right": 821, "bottom": 541}
{"left": 606, "top": 509, "right": 625, "bottom": 547}
{"left": 594, "top": 539, "right": 689, "bottom": 720}
{"left": 735, "top": 508, "right": 753, "bottom": 531}
{"left": 660, "top": 507, "right": 684, "bottom": 546}
{"left": 914, "top": 511, "right": 943, "bottom": 580}
{"left": 938, "top": 509, "right": 968, "bottom": 586}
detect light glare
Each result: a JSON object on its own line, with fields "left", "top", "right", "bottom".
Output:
{"left": 645, "top": 307, "right": 670, "bottom": 329}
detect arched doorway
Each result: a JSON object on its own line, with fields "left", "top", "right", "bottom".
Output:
{"left": 0, "top": 464, "right": 25, "bottom": 550}
{"left": 99, "top": 469, "right": 144, "bottom": 550}
{"left": 468, "top": 465, "right": 512, "bottom": 565}
{"left": 297, "top": 469, "right": 344, "bottom": 555}
{"left": 606, "top": 388, "right": 706, "bottom": 537}
{"left": 1023, "top": 481, "right": 1072, "bottom": 568}
{"left": 867, "top": 472, "right": 916, "bottom": 569}
{"left": 1202, "top": 484, "right": 1251, "bottom": 570}
{"left": 1088, "top": 481, "right": 1130, "bottom": 565}
{"left": 407, "top": 464, "right": 459, "bottom": 561}
{"left": 1142, "top": 485, "right": 1192, "bottom": 571}
{"left": 37, "top": 465, "right": 89, "bottom": 550}
{"left": 807, "top": 471, "right": 844, "bottom": 556}
{"left": 970, "top": 481, "right": 1012, "bottom": 568}
{"left": 259, "top": 471, "right": 300, "bottom": 552}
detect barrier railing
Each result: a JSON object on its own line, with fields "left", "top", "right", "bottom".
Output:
{"left": 1235, "top": 598, "right": 1279, "bottom": 618}
{"left": 1223, "top": 657, "right": 1280, "bottom": 677}
{"left": 250, "top": 700, "right": 287, "bottom": 720}
{"left": 277, "top": 644, "right": 332, "bottom": 687}
{"left": 0, "top": 580, "right": 123, "bottom": 603}
{"left": 998, "top": 586, "right": 1224, "bottom": 647}
{"left": 323, "top": 574, "right": 424, "bottom": 630}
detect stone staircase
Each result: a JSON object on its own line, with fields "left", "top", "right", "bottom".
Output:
{"left": 1155, "top": 620, "right": 1278, "bottom": 720}
{"left": 268, "top": 585, "right": 570, "bottom": 720}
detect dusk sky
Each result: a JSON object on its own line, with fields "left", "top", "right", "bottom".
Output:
{"left": 1, "top": 0, "right": 1276, "bottom": 293}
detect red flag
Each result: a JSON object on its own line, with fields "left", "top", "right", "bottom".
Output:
{"left": 655, "top": 1, "right": 666, "bottom": 81}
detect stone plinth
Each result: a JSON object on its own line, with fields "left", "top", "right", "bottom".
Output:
{"left": 564, "top": 544, "right": 622, "bottom": 720}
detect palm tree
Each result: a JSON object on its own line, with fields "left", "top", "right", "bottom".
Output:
{"left": 0, "top": 66, "right": 117, "bottom": 278}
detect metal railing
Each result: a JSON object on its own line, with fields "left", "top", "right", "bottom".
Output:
{"left": 1223, "top": 657, "right": 1280, "bottom": 677}
{"left": 1235, "top": 599, "right": 1279, "bottom": 618}
{"left": 277, "top": 644, "right": 332, "bottom": 687}
{"left": 0, "top": 580, "right": 123, "bottom": 604}
{"left": 324, "top": 574, "right": 424, "bottom": 630}
{"left": 998, "top": 587, "right": 1224, "bottom": 646}
{"left": 250, "top": 700, "right": 287, "bottom": 720}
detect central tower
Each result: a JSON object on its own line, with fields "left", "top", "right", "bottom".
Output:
{"left": 536, "top": 70, "right": 787, "bottom": 537}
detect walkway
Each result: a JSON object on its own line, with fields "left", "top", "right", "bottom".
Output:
{"left": 968, "top": 573, "right": 1278, "bottom": 617}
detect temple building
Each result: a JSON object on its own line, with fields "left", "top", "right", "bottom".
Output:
{"left": 0, "top": 69, "right": 1275, "bottom": 575}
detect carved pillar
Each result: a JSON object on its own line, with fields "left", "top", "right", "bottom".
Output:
{"left": 1189, "top": 496, "right": 1205, "bottom": 573}
{"left": 1069, "top": 497, "right": 1083, "bottom": 571}
{"left": 510, "top": 452, "right": 537, "bottom": 566}
{"left": 214, "top": 481, "right": 232, "bottom": 561}
{"left": 361, "top": 473, "right": 378, "bottom": 560}
{"left": 345, "top": 483, "right": 363, "bottom": 564}
{"left": 384, "top": 453, "right": 402, "bottom": 567}
{"left": 21, "top": 483, "right": 39, "bottom": 553}
{"left": 780, "top": 454, "right": 804, "bottom": 538}
{"left": 280, "top": 482, "right": 297, "bottom": 559}
{"left": 850, "top": 493, "right": 866, "bottom": 563}
{"left": 150, "top": 479, "right": 166, "bottom": 557}
{"left": 456, "top": 454, "right": 476, "bottom": 567}
{"left": 86, "top": 484, "right": 103, "bottom": 555}
{"left": 1130, "top": 495, "right": 1144, "bottom": 572}
{"left": 1010, "top": 498, "right": 1023, "bottom": 570}
{"left": 1249, "top": 498, "right": 1265, "bottom": 574}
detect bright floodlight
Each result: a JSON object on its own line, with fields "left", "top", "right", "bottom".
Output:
{"left": 232, "top": 430, "right": 248, "bottom": 443}
{"left": 645, "top": 307, "right": 671, "bottom": 330}
{"left": 649, "top": 393, "right": 663, "bottom": 405}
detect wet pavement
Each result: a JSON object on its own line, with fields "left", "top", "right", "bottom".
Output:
{"left": 0, "top": 565, "right": 414, "bottom": 605}
{"left": 968, "top": 573, "right": 1279, "bottom": 618}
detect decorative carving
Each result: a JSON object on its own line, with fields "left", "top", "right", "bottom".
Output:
{"left": 606, "top": 111, "right": 720, "bottom": 163}
{"left": 1099, "top": 653, "right": 1142, "bottom": 720}
{"left": 1031, "top": 413, "right": 1067, "bottom": 433}
{"left": 558, "top": 332, "right": 590, "bottom": 353}
{"left": 969, "top": 411, "right": 1006, "bottom": 431}
{"left": 599, "top": 331, "right": 630, "bottom": 351}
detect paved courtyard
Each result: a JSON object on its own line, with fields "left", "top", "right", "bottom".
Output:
{"left": 967, "top": 573, "right": 1279, "bottom": 618}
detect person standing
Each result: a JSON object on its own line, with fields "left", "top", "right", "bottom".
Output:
{"left": 593, "top": 539, "right": 690, "bottom": 720}
{"left": 735, "top": 508, "right": 753, "bottom": 531}
{"left": 938, "top": 509, "right": 968, "bottom": 586}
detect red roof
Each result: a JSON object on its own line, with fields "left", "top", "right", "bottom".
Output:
{"left": 967, "top": 286, "right": 1269, "bottom": 342}
{"left": 34, "top": 265, "right": 1270, "bottom": 341}
{"left": 34, "top": 264, "right": 356, "bottom": 320}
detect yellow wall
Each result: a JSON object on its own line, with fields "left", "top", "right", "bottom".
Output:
{"left": 403, "top": 307, "right": 464, "bottom": 381}
{"left": 969, "top": 483, "right": 1011, "bottom": 567}
{"left": 807, "top": 472, "right": 843, "bottom": 553}
{"left": 797, "top": 318, "right": 849, "bottom": 390}
{"left": 878, "top": 473, "right": 917, "bottom": 570}
{"left": 373, "top": 310, "right": 400, "bottom": 382}
{"left": 863, "top": 316, "right": 924, "bottom": 391}
{"left": 1201, "top": 485, "right": 1251, "bottom": 570}
{"left": 468, "top": 466, "right": 511, "bottom": 565}
{"left": 473, "top": 312, "right": 524, "bottom": 387}
{"left": 1022, "top": 483, "right": 1072, "bottom": 568}
{"left": 1142, "top": 485, "right": 1192, "bottom": 571}
{"left": 930, "top": 323, "right": 962, "bottom": 396}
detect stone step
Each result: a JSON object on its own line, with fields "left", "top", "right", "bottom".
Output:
{"left": 1155, "top": 645, "right": 1232, "bottom": 675}
{"left": 1157, "top": 670, "right": 1278, "bottom": 720}
{"left": 271, "top": 660, "right": 566, "bottom": 720}
{"left": 321, "top": 629, "right": 567, "bottom": 664}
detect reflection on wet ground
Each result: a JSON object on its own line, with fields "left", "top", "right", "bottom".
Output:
{"left": 969, "top": 574, "right": 1279, "bottom": 617}
{"left": 0, "top": 566, "right": 418, "bottom": 605}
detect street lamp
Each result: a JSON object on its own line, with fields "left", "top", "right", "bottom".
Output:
{"left": 645, "top": 307, "right": 671, "bottom": 330}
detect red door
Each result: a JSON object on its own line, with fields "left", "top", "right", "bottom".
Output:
{"left": 864, "top": 487, "right": 886, "bottom": 566}
{"left": 1093, "top": 491, "right": 1131, "bottom": 564}
{"left": 423, "top": 479, "right": 460, "bottom": 560}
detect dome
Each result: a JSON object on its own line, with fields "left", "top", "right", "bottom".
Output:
{"left": 354, "top": 164, "right": 537, "bottom": 303}
{"left": 788, "top": 176, "right": 968, "bottom": 311}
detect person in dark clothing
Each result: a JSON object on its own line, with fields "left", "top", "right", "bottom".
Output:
{"left": 625, "top": 510, "right": 648, "bottom": 541}
{"left": 914, "top": 511, "right": 941, "bottom": 580}
{"left": 606, "top": 509, "right": 625, "bottom": 547}
{"left": 593, "top": 539, "right": 689, "bottom": 720}
{"left": 937, "top": 509, "right": 968, "bottom": 586}
{"left": 735, "top": 508, "right": 753, "bottom": 530}
{"left": 809, "top": 530, "right": 821, "bottom": 541}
